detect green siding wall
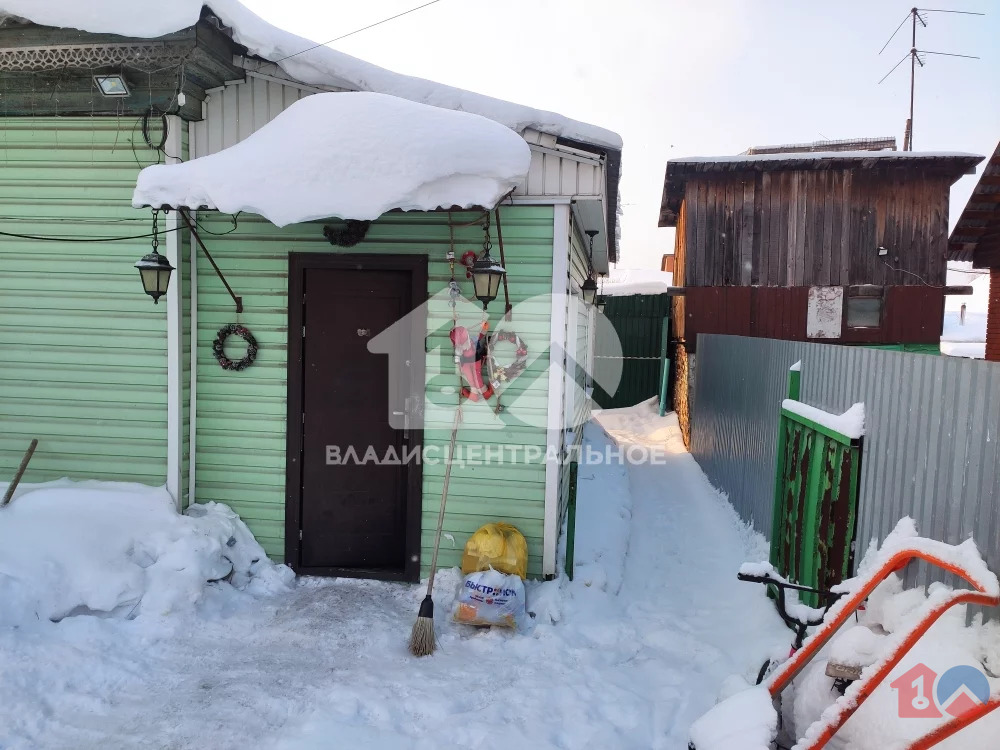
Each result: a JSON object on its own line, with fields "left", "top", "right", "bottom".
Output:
{"left": 191, "top": 207, "right": 554, "bottom": 577}
{"left": 558, "top": 215, "right": 594, "bottom": 528}
{"left": 0, "top": 117, "right": 168, "bottom": 484}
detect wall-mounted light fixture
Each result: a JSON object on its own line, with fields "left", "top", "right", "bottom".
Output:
{"left": 94, "top": 74, "right": 130, "bottom": 97}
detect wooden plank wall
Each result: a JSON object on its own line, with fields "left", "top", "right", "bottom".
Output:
{"left": 683, "top": 286, "right": 943, "bottom": 351}
{"left": 671, "top": 200, "right": 687, "bottom": 339}
{"left": 682, "top": 170, "right": 951, "bottom": 288}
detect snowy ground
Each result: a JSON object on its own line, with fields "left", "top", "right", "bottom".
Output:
{"left": 0, "top": 404, "right": 787, "bottom": 749}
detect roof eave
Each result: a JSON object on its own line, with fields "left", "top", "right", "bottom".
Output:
{"left": 659, "top": 153, "right": 985, "bottom": 229}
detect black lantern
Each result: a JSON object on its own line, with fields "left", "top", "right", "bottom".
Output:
{"left": 135, "top": 249, "right": 174, "bottom": 303}
{"left": 135, "top": 209, "right": 173, "bottom": 304}
{"left": 472, "top": 253, "right": 506, "bottom": 309}
{"left": 581, "top": 277, "right": 598, "bottom": 306}
{"left": 596, "top": 294, "right": 607, "bottom": 313}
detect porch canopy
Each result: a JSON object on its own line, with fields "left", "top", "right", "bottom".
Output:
{"left": 133, "top": 92, "right": 532, "bottom": 225}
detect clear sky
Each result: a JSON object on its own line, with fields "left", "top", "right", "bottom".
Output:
{"left": 241, "top": 0, "right": 999, "bottom": 270}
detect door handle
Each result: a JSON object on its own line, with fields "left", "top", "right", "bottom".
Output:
{"left": 392, "top": 398, "right": 411, "bottom": 441}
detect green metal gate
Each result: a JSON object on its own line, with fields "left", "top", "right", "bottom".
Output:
{"left": 770, "top": 376, "right": 862, "bottom": 606}
{"left": 593, "top": 294, "right": 671, "bottom": 409}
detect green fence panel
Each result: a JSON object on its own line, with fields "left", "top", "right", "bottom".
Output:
{"left": 770, "top": 401, "right": 861, "bottom": 606}
{"left": 594, "top": 294, "right": 671, "bottom": 409}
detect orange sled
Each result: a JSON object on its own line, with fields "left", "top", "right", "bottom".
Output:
{"left": 688, "top": 534, "right": 1000, "bottom": 750}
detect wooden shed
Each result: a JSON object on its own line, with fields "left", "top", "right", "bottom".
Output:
{"left": 949, "top": 140, "right": 1000, "bottom": 361}
{"left": 659, "top": 147, "right": 982, "bottom": 442}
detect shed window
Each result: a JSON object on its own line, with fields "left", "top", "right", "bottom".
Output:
{"left": 846, "top": 287, "right": 883, "bottom": 328}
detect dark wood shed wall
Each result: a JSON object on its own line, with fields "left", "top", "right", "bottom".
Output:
{"left": 681, "top": 286, "right": 944, "bottom": 351}
{"left": 682, "top": 169, "right": 951, "bottom": 288}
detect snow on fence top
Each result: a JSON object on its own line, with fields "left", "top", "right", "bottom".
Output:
{"left": 0, "top": 0, "right": 622, "bottom": 150}
{"left": 132, "top": 92, "right": 532, "bottom": 225}
{"left": 781, "top": 399, "right": 865, "bottom": 439}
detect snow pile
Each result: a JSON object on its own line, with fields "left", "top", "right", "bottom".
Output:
{"left": 0, "top": 0, "right": 621, "bottom": 149}
{"left": 561, "top": 426, "right": 632, "bottom": 595}
{"left": 851, "top": 517, "right": 999, "bottom": 599}
{"left": 0, "top": 480, "right": 293, "bottom": 624}
{"left": 133, "top": 92, "right": 531, "bottom": 226}
{"left": 0, "top": 407, "right": 790, "bottom": 749}
{"left": 790, "top": 577, "right": 1000, "bottom": 749}
{"left": 688, "top": 685, "right": 777, "bottom": 750}
{"left": 602, "top": 267, "right": 674, "bottom": 296}
{"left": 782, "top": 399, "right": 865, "bottom": 439}
{"left": 779, "top": 519, "right": 1000, "bottom": 748}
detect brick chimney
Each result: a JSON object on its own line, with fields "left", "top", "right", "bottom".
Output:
{"left": 988, "top": 269, "right": 1000, "bottom": 362}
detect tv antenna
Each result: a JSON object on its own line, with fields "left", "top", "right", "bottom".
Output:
{"left": 878, "top": 7, "right": 983, "bottom": 150}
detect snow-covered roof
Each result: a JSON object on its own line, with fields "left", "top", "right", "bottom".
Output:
{"left": 0, "top": 0, "right": 622, "bottom": 151}
{"left": 669, "top": 150, "right": 983, "bottom": 166}
{"left": 602, "top": 267, "right": 674, "bottom": 296}
{"left": 132, "top": 92, "right": 531, "bottom": 226}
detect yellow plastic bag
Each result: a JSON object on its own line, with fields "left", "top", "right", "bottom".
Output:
{"left": 461, "top": 522, "right": 528, "bottom": 580}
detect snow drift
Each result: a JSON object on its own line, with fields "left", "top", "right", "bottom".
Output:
{"left": 133, "top": 92, "right": 532, "bottom": 226}
{"left": 0, "top": 480, "right": 293, "bottom": 624}
{"left": 0, "top": 0, "right": 621, "bottom": 149}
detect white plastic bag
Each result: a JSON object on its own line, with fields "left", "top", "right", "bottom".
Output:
{"left": 453, "top": 569, "right": 526, "bottom": 629}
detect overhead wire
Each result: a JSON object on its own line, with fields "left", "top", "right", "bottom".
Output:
{"left": 273, "top": 0, "right": 445, "bottom": 63}
{"left": 0, "top": 226, "right": 184, "bottom": 242}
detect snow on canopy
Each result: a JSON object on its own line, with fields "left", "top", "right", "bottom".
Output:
{"left": 132, "top": 92, "right": 532, "bottom": 226}
{"left": 0, "top": 0, "right": 621, "bottom": 150}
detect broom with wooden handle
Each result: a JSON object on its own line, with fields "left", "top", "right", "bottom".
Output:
{"left": 1, "top": 439, "right": 38, "bottom": 508}
{"left": 409, "top": 407, "right": 462, "bottom": 656}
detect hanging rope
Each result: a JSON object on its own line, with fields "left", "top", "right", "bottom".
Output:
{"left": 447, "top": 211, "right": 465, "bottom": 411}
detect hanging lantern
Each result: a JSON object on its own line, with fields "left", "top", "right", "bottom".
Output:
{"left": 596, "top": 271, "right": 607, "bottom": 312}
{"left": 472, "top": 252, "right": 506, "bottom": 309}
{"left": 581, "top": 277, "right": 598, "bottom": 306}
{"left": 135, "top": 250, "right": 174, "bottom": 303}
{"left": 472, "top": 212, "right": 506, "bottom": 310}
{"left": 135, "top": 209, "right": 173, "bottom": 304}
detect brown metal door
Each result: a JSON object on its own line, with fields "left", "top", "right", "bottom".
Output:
{"left": 287, "top": 255, "right": 426, "bottom": 580}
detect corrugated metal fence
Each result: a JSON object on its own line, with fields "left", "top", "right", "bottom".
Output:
{"left": 593, "top": 294, "right": 670, "bottom": 408}
{"left": 692, "top": 334, "right": 1000, "bottom": 585}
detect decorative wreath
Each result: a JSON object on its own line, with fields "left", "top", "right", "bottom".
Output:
{"left": 212, "top": 324, "right": 259, "bottom": 371}
{"left": 487, "top": 329, "right": 529, "bottom": 385}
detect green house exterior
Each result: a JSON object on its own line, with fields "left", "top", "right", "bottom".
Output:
{"left": 0, "top": 11, "right": 620, "bottom": 581}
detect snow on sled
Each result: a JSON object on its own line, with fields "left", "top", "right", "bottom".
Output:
{"left": 688, "top": 518, "right": 1000, "bottom": 750}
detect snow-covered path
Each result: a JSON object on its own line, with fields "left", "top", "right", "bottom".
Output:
{"left": 0, "top": 404, "right": 785, "bottom": 749}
